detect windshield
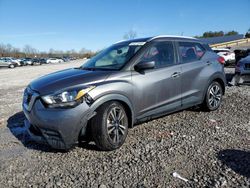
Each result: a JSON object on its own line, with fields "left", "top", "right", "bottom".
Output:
{"left": 81, "top": 42, "right": 145, "bottom": 70}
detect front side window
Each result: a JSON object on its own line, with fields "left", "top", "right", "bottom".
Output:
{"left": 178, "top": 42, "right": 206, "bottom": 63}
{"left": 81, "top": 42, "right": 144, "bottom": 70}
{"left": 137, "top": 41, "right": 175, "bottom": 69}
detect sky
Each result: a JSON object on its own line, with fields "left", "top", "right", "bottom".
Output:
{"left": 0, "top": 0, "right": 249, "bottom": 52}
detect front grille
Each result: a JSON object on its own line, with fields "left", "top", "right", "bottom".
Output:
{"left": 245, "top": 63, "right": 250, "bottom": 70}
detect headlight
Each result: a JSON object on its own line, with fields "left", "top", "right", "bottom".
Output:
{"left": 42, "top": 86, "right": 95, "bottom": 108}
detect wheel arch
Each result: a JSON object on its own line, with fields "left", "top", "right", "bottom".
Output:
{"left": 90, "top": 94, "right": 135, "bottom": 128}
{"left": 213, "top": 77, "right": 225, "bottom": 94}
{"left": 202, "top": 73, "right": 226, "bottom": 102}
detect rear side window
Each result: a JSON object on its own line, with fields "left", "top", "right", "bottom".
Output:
{"left": 217, "top": 50, "right": 230, "bottom": 53}
{"left": 139, "top": 41, "right": 175, "bottom": 69}
{"left": 178, "top": 42, "right": 206, "bottom": 63}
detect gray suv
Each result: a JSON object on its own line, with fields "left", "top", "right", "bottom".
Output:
{"left": 23, "top": 36, "right": 226, "bottom": 151}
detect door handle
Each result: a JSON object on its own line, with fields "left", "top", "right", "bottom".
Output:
{"left": 171, "top": 72, "right": 181, "bottom": 78}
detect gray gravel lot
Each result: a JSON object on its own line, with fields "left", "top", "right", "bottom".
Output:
{"left": 0, "top": 62, "right": 249, "bottom": 187}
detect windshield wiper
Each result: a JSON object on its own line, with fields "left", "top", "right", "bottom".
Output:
{"left": 77, "top": 66, "right": 118, "bottom": 71}
{"left": 79, "top": 67, "right": 96, "bottom": 71}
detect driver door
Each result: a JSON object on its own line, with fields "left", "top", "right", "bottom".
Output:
{"left": 131, "top": 41, "right": 182, "bottom": 118}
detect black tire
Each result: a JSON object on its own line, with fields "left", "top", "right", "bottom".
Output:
{"left": 202, "top": 81, "right": 223, "bottom": 111}
{"left": 9, "top": 64, "right": 15, "bottom": 68}
{"left": 91, "top": 101, "right": 128, "bottom": 151}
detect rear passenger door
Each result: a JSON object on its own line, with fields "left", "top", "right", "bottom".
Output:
{"left": 177, "top": 41, "right": 208, "bottom": 106}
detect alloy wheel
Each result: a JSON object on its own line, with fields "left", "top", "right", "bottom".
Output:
{"left": 106, "top": 107, "right": 126, "bottom": 143}
{"left": 208, "top": 84, "right": 222, "bottom": 109}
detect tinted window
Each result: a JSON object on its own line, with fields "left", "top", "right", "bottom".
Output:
{"left": 217, "top": 50, "right": 230, "bottom": 53}
{"left": 138, "top": 41, "right": 175, "bottom": 69}
{"left": 178, "top": 42, "right": 206, "bottom": 63}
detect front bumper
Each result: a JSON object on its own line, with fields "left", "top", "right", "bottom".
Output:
{"left": 23, "top": 98, "right": 93, "bottom": 150}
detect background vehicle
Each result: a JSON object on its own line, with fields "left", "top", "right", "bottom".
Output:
{"left": 39, "top": 58, "right": 47, "bottom": 64}
{"left": 235, "top": 55, "right": 250, "bottom": 75}
{"left": 23, "top": 36, "right": 226, "bottom": 151}
{"left": 212, "top": 48, "right": 235, "bottom": 66}
{"left": 234, "top": 48, "right": 250, "bottom": 63}
{"left": 46, "top": 58, "right": 64, "bottom": 63}
{"left": 63, "top": 57, "right": 71, "bottom": 62}
{"left": 0, "top": 57, "right": 20, "bottom": 66}
{"left": 18, "top": 58, "right": 28, "bottom": 66}
{"left": 21, "top": 58, "right": 33, "bottom": 65}
{"left": 0, "top": 59, "right": 18, "bottom": 68}
{"left": 31, "top": 58, "right": 42, "bottom": 65}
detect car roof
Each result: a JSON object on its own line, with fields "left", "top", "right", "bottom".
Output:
{"left": 115, "top": 35, "right": 199, "bottom": 45}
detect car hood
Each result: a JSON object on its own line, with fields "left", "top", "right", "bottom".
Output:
{"left": 29, "top": 68, "right": 112, "bottom": 95}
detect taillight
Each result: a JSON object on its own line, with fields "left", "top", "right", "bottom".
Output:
{"left": 218, "top": 57, "right": 225, "bottom": 64}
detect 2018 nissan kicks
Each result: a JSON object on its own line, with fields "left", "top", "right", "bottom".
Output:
{"left": 23, "top": 35, "right": 226, "bottom": 151}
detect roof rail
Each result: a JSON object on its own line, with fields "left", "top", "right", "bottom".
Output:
{"left": 148, "top": 35, "right": 196, "bottom": 41}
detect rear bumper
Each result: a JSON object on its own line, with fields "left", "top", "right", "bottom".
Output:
{"left": 23, "top": 99, "right": 93, "bottom": 150}
{"left": 235, "top": 68, "right": 250, "bottom": 75}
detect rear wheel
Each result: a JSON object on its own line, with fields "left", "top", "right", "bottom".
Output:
{"left": 91, "top": 101, "right": 128, "bottom": 151}
{"left": 202, "top": 81, "right": 223, "bottom": 111}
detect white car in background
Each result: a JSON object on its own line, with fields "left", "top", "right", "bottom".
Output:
{"left": 0, "top": 57, "right": 21, "bottom": 66}
{"left": 46, "top": 58, "right": 64, "bottom": 64}
{"left": 212, "top": 48, "right": 235, "bottom": 66}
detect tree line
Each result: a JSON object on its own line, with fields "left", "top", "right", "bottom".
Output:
{"left": 0, "top": 44, "right": 96, "bottom": 59}
{"left": 1, "top": 28, "right": 249, "bottom": 59}
{"left": 195, "top": 29, "right": 250, "bottom": 38}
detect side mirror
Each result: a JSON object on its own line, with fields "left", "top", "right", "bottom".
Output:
{"left": 134, "top": 61, "right": 155, "bottom": 71}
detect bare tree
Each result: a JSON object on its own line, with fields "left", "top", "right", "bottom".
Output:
{"left": 79, "top": 48, "right": 87, "bottom": 54}
{"left": 6, "top": 44, "right": 13, "bottom": 56}
{"left": 0, "top": 43, "right": 95, "bottom": 59}
{"left": 123, "top": 30, "right": 137, "bottom": 40}
{"left": 23, "top": 45, "right": 37, "bottom": 57}
{"left": 0, "top": 43, "right": 6, "bottom": 57}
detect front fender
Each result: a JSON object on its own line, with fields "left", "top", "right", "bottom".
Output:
{"left": 90, "top": 93, "right": 135, "bottom": 125}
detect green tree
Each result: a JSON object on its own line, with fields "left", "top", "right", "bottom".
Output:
{"left": 246, "top": 28, "right": 250, "bottom": 38}
{"left": 225, "top": 30, "right": 239, "bottom": 36}
{"left": 202, "top": 31, "right": 224, "bottom": 38}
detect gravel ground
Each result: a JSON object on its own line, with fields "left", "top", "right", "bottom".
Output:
{"left": 0, "top": 62, "right": 249, "bottom": 188}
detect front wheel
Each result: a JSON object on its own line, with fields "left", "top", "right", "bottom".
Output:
{"left": 9, "top": 64, "right": 15, "bottom": 68}
{"left": 202, "top": 81, "right": 223, "bottom": 111}
{"left": 91, "top": 101, "right": 128, "bottom": 151}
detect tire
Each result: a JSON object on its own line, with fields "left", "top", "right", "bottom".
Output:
{"left": 9, "top": 64, "right": 15, "bottom": 68}
{"left": 91, "top": 101, "right": 128, "bottom": 151}
{"left": 202, "top": 81, "right": 223, "bottom": 111}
